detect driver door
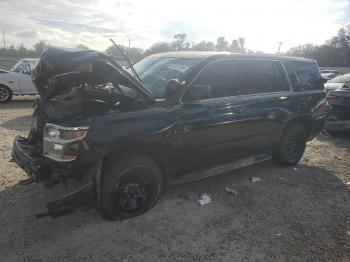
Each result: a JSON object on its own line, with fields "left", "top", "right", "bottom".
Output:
{"left": 176, "top": 59, "right": 252, "bottom": 171}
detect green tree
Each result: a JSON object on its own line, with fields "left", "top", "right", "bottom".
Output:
{"left": 192, "top": 41, "right": 215, "bottom": 51}
{"left": 228, "top": 40, "right": 241, "bottom": 52}
{"left": 34, "top": 40, "right": 48, "bottom": 56}
{"left": 216, "top": 37, "right": 229, "bottom": 51}
{"left": 145, "top": 42, "right": 173, "bottom": 56}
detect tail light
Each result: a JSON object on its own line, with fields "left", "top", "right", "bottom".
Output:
{"left": 326, "top": 93, "right": 336, "bottom": 101}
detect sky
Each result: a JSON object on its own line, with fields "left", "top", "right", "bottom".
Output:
{"left": 0, "top": 0, "right": 349, "bottom": 53}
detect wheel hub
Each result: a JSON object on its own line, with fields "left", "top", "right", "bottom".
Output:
{"left": 0, "top": 87, "right": 9, "bottom": 102}
{"left": 117, "top": 176, "right": 151, "bottom": 211}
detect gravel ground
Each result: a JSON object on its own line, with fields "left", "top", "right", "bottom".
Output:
{"left": 0, "top": 98, "right": 350, "bottom": 262}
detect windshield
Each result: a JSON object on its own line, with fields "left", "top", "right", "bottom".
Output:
{"left": 133, "top": 57, "right": 198, "bottom": 98}
{"left": 328, "top": 73, "right": 350, "bottom": 83}
{"left": 10, "top": 60, "right": 37, "bottom": 73}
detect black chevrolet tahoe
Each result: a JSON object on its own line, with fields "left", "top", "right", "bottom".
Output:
{"left": 12, "top": 48, "right": 326, "bottom": 220}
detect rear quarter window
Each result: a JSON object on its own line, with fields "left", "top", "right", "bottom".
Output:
{"left": 290, "top": 61, "right": 323, "bottom": 90}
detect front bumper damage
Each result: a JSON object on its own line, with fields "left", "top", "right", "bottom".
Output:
{"left": 12, "top": 135, "right": 99, "bottom": 218}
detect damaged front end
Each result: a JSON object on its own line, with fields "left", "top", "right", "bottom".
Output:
{"left": 12, "top": 47, "right": 154, "bottom": 217}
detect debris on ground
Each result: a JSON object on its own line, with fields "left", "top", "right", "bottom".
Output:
{"left": 225, "top": 186, "right": 238, "bottom": 196}
{"left": 335, "top": 156, "right": 343, "bottom": 160}
{"left": 347, "top": 231, "right": 350, "bottom": 236}
{"left": 346, "top": 182, "right": 350, "bottom": 186}
{"left": 198, "top": 193, "right": 212, "bottom": 206}
{"left": 251, "top": 177, "right": 261, "bottom": 183}
{"left": 279, "top": 177, "right": 285, "bottom": 180}
{"left": 276, "top": 233, "right": 282, "bottom": 236}
{"left": 292, "top": 167, "right": 298, "bottom": 171}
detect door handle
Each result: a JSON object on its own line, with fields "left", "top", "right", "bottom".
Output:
{"left": 278, "top": 96, "right": 289, "bottom": 102}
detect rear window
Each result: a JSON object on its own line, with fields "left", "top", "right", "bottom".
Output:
{"left": 237, "top": 60, "right": 290, "bottom": 95}
{"left": 290, "top": 61, "right": 323, "bottom": 90}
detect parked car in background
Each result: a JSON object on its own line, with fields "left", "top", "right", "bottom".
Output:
{"left": 324, "top": 73, "right": 350, "bottom": 91}
{"left": 0, "top": 58, "right": 38, "bottom": 103}
{"left": 12, "top": 48, "right": 326, "bottom": 220}
{"left": 325, "top": 86, "right": 350, "bottom": 132}
{"left": 321, "top": 69, "right": 342, "bottom": 80}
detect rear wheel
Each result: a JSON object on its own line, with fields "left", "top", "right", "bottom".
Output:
{"left": 0, "top": 85, "right": 12, "bottom": 103}
{"left": 273, "top": 124, "right": 307, "bottom": 166}
{"left": 99, "top": 154, "right": 163, "bottom": 221}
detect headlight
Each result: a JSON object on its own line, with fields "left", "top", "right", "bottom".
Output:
{"left": 43, "top": 124, "right": 89, "bottom": 162}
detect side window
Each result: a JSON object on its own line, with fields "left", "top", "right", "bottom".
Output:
{"left": 184, "top": 60, "right": 239, "bottom": 101}
{"left": 290, "top": 61, "right": 323, "bottom": 90}
{"left": 237, "top": 60, "right": 290, "bottom": 95}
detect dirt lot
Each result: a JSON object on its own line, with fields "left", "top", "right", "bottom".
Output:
{"left": 0, "top": 98, "right": 349, "bottom": 262}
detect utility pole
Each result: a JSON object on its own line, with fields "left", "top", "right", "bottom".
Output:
{"left": 277, "top": 42, "right": 283, "bottom": 53}
{"left": 2, "top": 28, "right": 5, "bottom": 48}
{"left": 128, "top": 39, "right": 131, "bottom": 48}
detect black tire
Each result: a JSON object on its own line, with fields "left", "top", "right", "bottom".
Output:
{"left": 99, "top": 154, "right": 163, "bottom": 221}
{"left": 0, "top": 85, "right": 12, "bottom": 103}
{"left": 273, "top": 124, "right": 307, "bottom": 166}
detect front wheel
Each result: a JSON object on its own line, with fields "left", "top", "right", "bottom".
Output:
{"left": 99, "top": 154, "right": 163, "bottom": 221}
{"left": 273, "top": 124, "right": 307, "bottom": 166}
{"left": 0, "top": 85, "right": 12, "bottom": 103}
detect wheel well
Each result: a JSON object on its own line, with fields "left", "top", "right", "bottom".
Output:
{"left": 286, "top": 116, "right": 312, "bottom": 136}
{"left": 101, "top": 148, "right": 169, "bottom": 185}
{"left": 0, "top": 84, "right": 12, "bottom": 91}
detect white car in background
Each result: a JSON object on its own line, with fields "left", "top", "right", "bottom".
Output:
{"left": 324, "top": 73, "right": 350, "bottom": 91}
{"left": 0, "top": 59, "right": 38, "bottom": 103}
{"left": 320, "top": 69, "right": 342, "bottom": 80}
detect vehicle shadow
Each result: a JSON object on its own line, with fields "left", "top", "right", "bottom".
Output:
{"left": 318, "top": 131, "right": 350, "bottom": 149}
{"left": 0, "top": 114, "right": 33, "bottom": 131}
{"left": 0, "top": 98, "right": 35, "bottom": 110}
{"left": 1, "top": 160, "right": 349, "bottom": 261}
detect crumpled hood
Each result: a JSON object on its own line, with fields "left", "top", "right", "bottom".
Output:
{"left": 31, "top": 47, "right": 154, "bottom": 102}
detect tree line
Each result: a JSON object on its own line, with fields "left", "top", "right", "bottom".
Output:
{"left": 287, "top": 25, "right": 350, "bottom": 67}
{"left": 0, "top": 34, "right": 246, "bottom": 65}
{"left": 1, "top": 24, "right": 349, "bottom": 67}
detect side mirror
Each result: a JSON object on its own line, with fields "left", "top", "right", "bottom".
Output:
{"left": 165, "top": 79, "right": 181, "bottom": 99}
{"left": 187, "top": 84, "right": 211, "bottom": 101}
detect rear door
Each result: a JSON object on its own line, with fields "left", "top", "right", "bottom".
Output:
{"left": 234, "top": 59, "right": 294, "bottom": 151}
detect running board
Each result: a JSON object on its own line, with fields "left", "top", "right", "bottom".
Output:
{"left": 172, "top": 153, "right": 272, "bottom": 184}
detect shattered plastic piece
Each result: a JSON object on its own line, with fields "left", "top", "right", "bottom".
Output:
{"left": 198, "top": 193, "right": 212, "bottom": 206}
{"left": 225, "top": 187, "right": 238, "bottom": 195}
{"left": 251, "top": 177, "right": 261, "bottom": 183}
{"left": 276, "top": 233, "right": 282, "bottom": 236}
{"left": 279, "top": 177, "right": 285, "bottom": 180}
{"left": 292, "top": 167, "right": 298, "bottom": 171}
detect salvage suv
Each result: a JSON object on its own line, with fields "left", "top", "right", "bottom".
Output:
{"left": 12, "top": 48, "right": 326, "bottom": 220}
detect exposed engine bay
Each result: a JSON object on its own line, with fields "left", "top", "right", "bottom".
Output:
{"left": 27, "top": 47, "right": 154, "bottom": 148}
